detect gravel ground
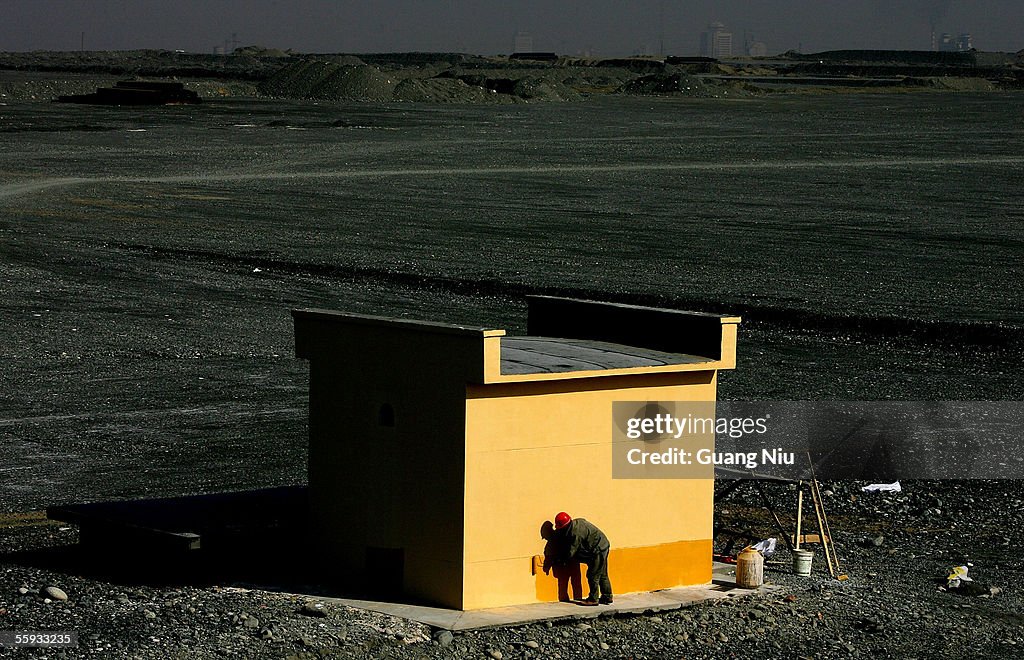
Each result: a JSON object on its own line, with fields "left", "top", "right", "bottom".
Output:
{"left": 2, "top": 479, "right": 1022, "bottom": 659}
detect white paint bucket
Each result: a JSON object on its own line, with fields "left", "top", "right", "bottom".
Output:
{"left": 792, "top": 549, "right": 814, "bottom": 576}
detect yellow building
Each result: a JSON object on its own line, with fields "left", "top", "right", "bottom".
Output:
{"left": 292, "top": 295, "right": 740, "bottom": 610}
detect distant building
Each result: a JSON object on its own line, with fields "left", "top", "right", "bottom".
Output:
{"left": 746, "top": 40, "right": 768, "bottom": 57}
{"left": 700, "top": 22, "right": 733, "bottom": 59}
{"left": 938, "top": 32, "right": 973, "bottom": 52}
{"left": 514, "top": 31, "right": 534, "bottom": 54}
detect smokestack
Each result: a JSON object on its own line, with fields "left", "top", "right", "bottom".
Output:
{"left": 924, "top": 0, "right": 951, "bottom": 50}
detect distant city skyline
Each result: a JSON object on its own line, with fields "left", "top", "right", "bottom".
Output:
{"left": 2, "top": 1, "right": 1021, "bottom": 56}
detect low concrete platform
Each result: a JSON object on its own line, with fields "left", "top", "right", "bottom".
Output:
{"left": 319, "top": 563, "right": 782, "bottom": 631}
{"left": 46, "top": 486, "right": 307, "bottom": 552}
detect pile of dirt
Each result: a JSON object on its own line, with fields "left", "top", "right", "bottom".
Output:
{"left": 450, "top": 65, "right": 632, "bottom": 99}
{"left": 392, "top": 77, "right": 507, "bottom": 103}
{"left": 735, "top": 66, "right": 778, "bottom": 76}
{"left": 618, "top": 72, "right": 761, "bottom": 99}
{"left": 564, "top": 72, "right": 632, "bottom": 94}
{"left": 896, "top": 76, "right": 993, "bottom": 91}
{"left": 258, "top": 60, "right": 397, "bottom": 101}
{"left": 614, "top": 72, "right": 761, "bottom": 99}
{"left": 915, "top": 76, "right": 998, "bottom": 91}
{"left": 593, "top": 58, "right": 667, "bottom": 74}
{"left": 261, "top": 56, "right": 772, "bottom": 103}
{"left": 618, "top": 72, "right": 713, "bottom": 96}
{"left": 510, "top": 76, "right": 583, "bottom": 101}
{"left": 180, "top": 80, "right": 260, "bottom": 98}
{"left": 324, "top": 55, "right": 366, "bottom": 66}
{"left": 261, "top": 59, "right": 591, "bottom": 103}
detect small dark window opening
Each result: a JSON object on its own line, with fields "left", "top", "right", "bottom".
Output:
{"left": 378, "top": 403, "right": 395, "bottom": 427}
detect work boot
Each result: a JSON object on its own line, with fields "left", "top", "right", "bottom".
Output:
{"left": 580, "top": 597, "right": 599, "bottom": 606}
{"left": 599, "top": 595, "right": 614, "bottom": 605}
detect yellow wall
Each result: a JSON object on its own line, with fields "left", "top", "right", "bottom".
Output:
{"left": 533, "top": 539, "right": 713, "bottom": 602}
{"left": 462, "top": 372, "right": 718, "bottom": 610}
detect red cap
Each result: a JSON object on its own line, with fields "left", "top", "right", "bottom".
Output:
{"left": 554, "top": 512, "right": 572, "bottom": 529}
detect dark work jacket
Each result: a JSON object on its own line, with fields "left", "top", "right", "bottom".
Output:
{"left": 560, "top": 518, "right": 610, "bottom": 562}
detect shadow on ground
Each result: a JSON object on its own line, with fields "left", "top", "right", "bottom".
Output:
{"left": 0, "top": 487, "right": 415, "bottom": 602}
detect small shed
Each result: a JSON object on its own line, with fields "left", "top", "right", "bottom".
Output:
{"left": 292, "top": 295, "right": 740, "bottom": 610}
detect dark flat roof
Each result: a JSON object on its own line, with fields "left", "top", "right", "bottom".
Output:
{"left": 500, "top": 336, "right": 711, "bottom": 375}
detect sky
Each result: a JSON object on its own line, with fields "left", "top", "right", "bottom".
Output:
{"left": 1, "top": 1, "right": 1021, "bottom": 56}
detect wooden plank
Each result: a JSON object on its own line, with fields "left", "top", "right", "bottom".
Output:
{"left": 791, "top": 533, "right": 826, "bottom": 545}
{"left": 809, "top": 480, "right": 835, "bottom": 577}
{"left": 795, "top": 489, "right": 803, "bottom": 550}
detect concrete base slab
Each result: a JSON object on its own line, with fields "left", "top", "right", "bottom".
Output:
{"left": 47, "top": 486, "right": 308, "bottom": 552}
{"left": 319, "top": 563, "right": 783, "bottom": 631}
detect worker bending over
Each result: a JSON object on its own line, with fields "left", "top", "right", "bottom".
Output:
{"left": 552, "top": 512, "right": 613, "bottom": 605}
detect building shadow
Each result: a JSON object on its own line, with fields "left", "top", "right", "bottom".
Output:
{"left": 0, "top": 487, "right": 417, "bottom": 602}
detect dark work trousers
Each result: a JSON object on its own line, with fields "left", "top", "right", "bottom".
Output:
{"left": 586, "top": 549, "right": 612, "bottom": 599}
